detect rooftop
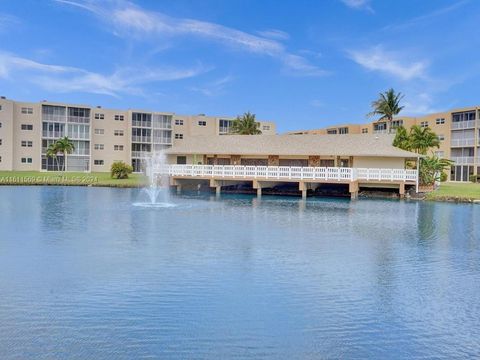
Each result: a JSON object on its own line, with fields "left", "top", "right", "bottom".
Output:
{"left": 165, "top": 134, "right": 420, "bottom": 158}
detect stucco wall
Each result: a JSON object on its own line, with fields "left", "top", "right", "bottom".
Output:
{"left": 353, "top": 156, "right": 406, "bottom": 169}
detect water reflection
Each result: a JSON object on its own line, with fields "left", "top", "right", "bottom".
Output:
{"left": 0, "top": 187, "right": 479, "bottom": 359}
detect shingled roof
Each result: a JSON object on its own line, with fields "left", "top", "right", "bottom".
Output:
{"left": 165, "top": 134, "right": 420, "bottom": 158}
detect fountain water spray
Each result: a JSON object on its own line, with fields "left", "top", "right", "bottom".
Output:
{"left": 138, "top": 151, "right": 174, "bottom": 207}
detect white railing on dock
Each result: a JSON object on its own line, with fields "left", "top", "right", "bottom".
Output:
{"left": 158, "top": 165, "right": 417, "bottom": 183}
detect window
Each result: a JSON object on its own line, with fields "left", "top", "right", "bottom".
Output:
{"left": 94, "top": 113, "right": 104, "bottom": 120}
{"left": 198, "top": 120, "right": 207, "bottom": 126}
{"left": 420, "top": 121, "right": 429, "bottom": 128}
{"left": 94, "top": 128, "right": 104, "bottom": 135}
{"left": 0, "top": 105, "right": 2, "bottom": 111}
{"left": 338, "top": 127, "right": 349, "bottom": 134}
{"left": 262, "top": 125, "right": 270, "bottom": 131}
{"left": 175, "top": 133, "right": 183, "bottom": 139}
{"left": 362, "top": 128, "right": 368, "bottom": 133}
{"left": 327, "top": 129, "right": 337, "bottom": 134}
{"left": 21, "top": 124, "right": 33, "bottom": 130}
{"left": 0, "top": 139, "right": 2, "bottom": 145}
{"left": 177, "top": 156, "right": 187, "bottom": 164}
{"left": 114, "top": 130, "right": 124, "bottom": 136}
{"left": 114, "top": 145, "right": 124, "bottom": 151}
{"left": 21, "top": 107, "right": 33, "bottom": 114}
{"left": 21, "top": 141, "right": 33, "bottom": 147}
{"left": 94, "top": 160, "right": 104, "bottom": 165}
{"left": 438, "top": 134, "right": 445, "bottom": 141}
{"left": 436, "top": 118, "right": 445, "bottom": 125}
{"left": 94, "top": 144, "right": 104, "bottom": 150}
{"left": 21, "top": 157, "right": 33, "bottom": 164}
{"left": 175, "top": 119, "right": 184, "bottom": 125}
{"left": 0, "top": 122, "right": 2, "bottom": 128}
{"left": 114, "top": 115, "right": 124, "bottom": 121}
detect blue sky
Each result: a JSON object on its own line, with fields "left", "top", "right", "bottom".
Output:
{"left": 0, "top": 0, "right": 479, "bottom": 132}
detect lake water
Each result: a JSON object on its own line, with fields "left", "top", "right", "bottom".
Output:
{"left": 0, "top": 186, "right": 479, "bottom": 359}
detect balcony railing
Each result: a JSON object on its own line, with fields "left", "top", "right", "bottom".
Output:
{"left": 42, "top": 131, "right": 65, "bottom": 138}
{"left": 67, "top": 116, "right": 90, "bottom": 124}
{"left": 131, "top": 151, "right": 150, "bottom": 158}
{"left": 451, "top": 138, "right": 475, "bottom": 147}
{"left": 159, "top": 165, "right": 418, "bottom": 183}
{"left": 132, "top": 136, "right": 152, "bottom": 143}
{"left": 450, "top": 156, "right": 475, "bottom": 165}
{"left": 452, "top": 120, "right": 475, "bottom": 130}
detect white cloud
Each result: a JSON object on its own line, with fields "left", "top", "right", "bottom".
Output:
{"left": 310, "top": 99, "right": 324, "bottom": 108}
{"left": 256, "top": 29, "right": 290, "bottom": 41}
{"left": 348, "top": 46, "right": 428, "bottom": 81}
{"left": 0, "top": 13, "right": 20, "bottom": 32}
{"left": 0, "top": 52, "right": 208, "bottom": 97}
{"left": 190, "top": 75, "right": 234, "bottom": 97}
{"left": 403, "top": 93, "right": 440, "bottom": 115}
{"left": 340, "top": 0, "right": 374, "bottom": 12}
{"left": 55, "top": 0, "right": 327, "bottom": 77}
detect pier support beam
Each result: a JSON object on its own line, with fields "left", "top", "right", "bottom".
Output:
{"left": 299, "top": 181, "right": 308, "bottom": 199}
{"left": 176, "top": 184, "right": 182, "bottom": 194}
{"left": 215, "top": 186, "right": 221, "bottom": 196}
{"left": 349, "top": 181, "right": 359, "bottom": 200}
{"left": 399, "top": 183, "right": 405, "bottom": 198}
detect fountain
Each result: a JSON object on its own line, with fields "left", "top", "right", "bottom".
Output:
{"left": 135, "top": 151, "right": 176, "bottom": 208}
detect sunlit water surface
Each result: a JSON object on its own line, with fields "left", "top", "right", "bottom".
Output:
{"left": 0, "top": 186, "right": 479, "bottom": 359}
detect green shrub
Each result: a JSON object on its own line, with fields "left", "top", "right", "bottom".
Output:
{"left": 470, "top": 174, "right": 480, "bottom": 183}
{"left": 111, "top": 161, "right": 133, "bottom": 179}
{"left": 440, "top": 172, "right": 448, "bottom": 182}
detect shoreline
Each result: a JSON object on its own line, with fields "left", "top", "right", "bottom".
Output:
{"left": 0, "top": 181, "right": 478, "bottom": 204}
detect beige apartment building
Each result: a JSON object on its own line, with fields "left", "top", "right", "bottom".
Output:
{"left": 287, "top": 107, "right": 480, "bottom": 181}
{"left": 0, "top": 97, "right": 276, "bottom": 173}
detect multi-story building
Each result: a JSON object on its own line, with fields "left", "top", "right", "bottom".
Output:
{"left": 0, "top": 97, "right": 276, "bottom": 173}
{"left": 287, "top": 107, "right": 480, "bottom": 181}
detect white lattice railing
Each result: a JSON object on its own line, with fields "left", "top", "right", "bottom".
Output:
{"left": 157, "top": 165, "right": 418, "bottom": 182}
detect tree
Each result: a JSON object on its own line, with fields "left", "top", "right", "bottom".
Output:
{"left": 111, "top": 161, "right": 133, "bottom": 179}
{"left": 392, "top": 126, "right": 411, "bottom": 151}
{"left": 419, "top": 155, "right": 453, "bottom": 186}
{"left": 409, "top": 125, "right": 440, "bottom": 155}
{"left": 46, "top": 142, "right": 60, "bottom": 171}
{"left": 54, "top": 137, "right": 75, "bottom": 172}
{"left": 231, "top": 112, "right": 262, "bottom": 135}
{"left": 367, "top": 88, "right": 404, "bottom": 133}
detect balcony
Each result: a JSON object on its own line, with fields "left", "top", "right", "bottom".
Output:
{"left": 451, "top": 138, "right": 475, "bottom": 147}
{"left": 132, "top": 136, "right": 152, "bottom": 143}
{"left": 42, "top": 131, "right": 65, "bottom": 138}
{"left": 373, "top": 129, "right": 388, "bottom": 134}
{"left": 132, "top": 121, "right": 152, "bottom": 128}
{"left": 42, "top": 114, "right": 66, "bottom": 122}
{"left": 450, "top": 156, "right": 475, "bottom": 165}
{"left": 131, "top": 151, "right": 151, "bottom": 158}
{"left": 158, "top": 165, "right": 418, "bottom": 183}
{"left": 451, "top": 120, "right": 475, "bottom": 130}
{"left": 68, "top": 116, "right": 90, "bottom": 124}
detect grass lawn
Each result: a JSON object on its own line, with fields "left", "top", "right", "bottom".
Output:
{"left": 426, "top": 182, "right": 480, "bottom": 201}
{"left": 0, "top": 171, "right": 147, "bottom": 187}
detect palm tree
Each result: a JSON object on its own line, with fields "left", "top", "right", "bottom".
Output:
{"left": 368, "top": 88, "right": 404, "bottom": 133}
{"left": 54, "top": 136, "right": 75, "bottom": 172}
{"left": 419, "top": 155, "right": 453, "bottom": 186}
{"left": 409, "top": 125, "right": 440, "bottom": 155}
{"left": 392, "top": 126, "right": 411, "bottom": 151}
{"left": 46, "top": 142, "right": 60, "bottom": 172}
{"left": 231, "top": 112, "right": 262, "bottom": 135}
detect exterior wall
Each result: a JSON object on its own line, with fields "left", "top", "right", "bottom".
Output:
{"left": 287, "top": 106, "right": 480, "bottom": 181}
{"left": 167, "top": 153, "right": 408, "bottom": 170}
{"left": 353, "top": 156, "right": 405, "bottom": 169}
{"left": 91, "top": 108, "right": 130, "bottom": 172}
{"left": 0, "top": 97, "right": 276, "bottom": 173}
{"left": 0, "top": 98, "right": 14, "bottom": 170}
{"left": 12, "top": 101, "right": 42, "bottom": 171}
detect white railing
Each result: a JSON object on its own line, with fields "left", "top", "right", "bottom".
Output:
{"left": 451, "top": 138, "right": 475, "bottom": 147}
{"left": 450, "top": 156, "right": 475, "bottom": 165}
{"left": 451, "top": 120, "right": 475, "bottom": 130}
{"left": 159, "top": 165, "right": 418, "bottom": 183}
{"left": 131, "top": 151, "right": 151, "bottom": 158}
